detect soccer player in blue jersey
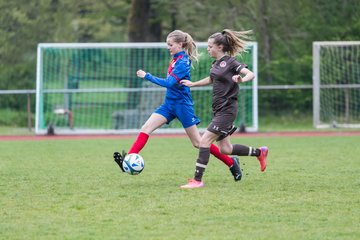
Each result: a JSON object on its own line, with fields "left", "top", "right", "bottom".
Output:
{"left": 180, "top": 29, "right": 268, "bottom": 189}
{"left": 114, "top": 30, "right": 242, "bottom": 181}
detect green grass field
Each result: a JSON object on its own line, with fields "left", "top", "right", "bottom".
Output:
{"left": 1, "top": 135, "right": 359, "bottom": 239}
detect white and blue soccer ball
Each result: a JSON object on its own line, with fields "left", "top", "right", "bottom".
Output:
{"left": 122, "top": 153, "right": 145, "bottom": 175}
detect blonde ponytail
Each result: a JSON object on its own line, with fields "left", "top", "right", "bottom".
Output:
{"left": 167, "top": 30, "right": 199, "bottom": 63}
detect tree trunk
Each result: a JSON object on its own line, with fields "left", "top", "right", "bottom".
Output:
{"left": 128, "top": 0, "right": 150, "bottom": 42}
{"left": 128, "top": 0, "right": 162, "bottom": 42}
{"left": 127, "top": 0, "right": 162, "bottom": 108}
{"left": 259, "top": 0, "right": 272, "bottom": 84}
{"left": 147, "top": 8, "right": 162, "bottom": 42}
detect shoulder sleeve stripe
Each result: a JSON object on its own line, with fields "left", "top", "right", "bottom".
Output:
{"left": 236, "top": 64, "right": 247, "bottom": 72}
{"left": 170, "top": 73, "right": 180, "bottom": 82}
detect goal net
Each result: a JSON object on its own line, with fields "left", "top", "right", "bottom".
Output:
{"left": 313, "top": 42, "right": 360, "bottom": 128}
{"left": 36, "top": 42, "right": 258, "bottom": 135}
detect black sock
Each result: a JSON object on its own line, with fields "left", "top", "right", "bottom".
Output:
{"left": 232, "top": 144, "right": 260, "bottom": 157}
{"left": 194, "top": 147, "right": 210, "bottom": 181}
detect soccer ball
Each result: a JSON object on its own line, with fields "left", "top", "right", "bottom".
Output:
{"left": 122, "top": 153, "right": 145, "bottom": 175}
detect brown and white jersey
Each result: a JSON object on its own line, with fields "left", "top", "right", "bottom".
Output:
{"left": 209, "top": 55, "right": 247, "bottom": 114}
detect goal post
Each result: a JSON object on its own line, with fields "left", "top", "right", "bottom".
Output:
{"left": 36, "top": 42, "right": 258, "bottom": 135}
{"left": 313, "top": 41, "right": 360, "bottom": 128}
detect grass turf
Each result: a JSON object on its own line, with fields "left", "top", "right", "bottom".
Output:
{"left": 0, "top": 135, "right": 359, "bottom": 239}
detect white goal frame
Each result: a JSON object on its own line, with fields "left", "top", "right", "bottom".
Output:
{"left": 313, "top": 41, "right": 360, "bottom": 128}
{"left": 36, "top": 42, "right": 258, "bottom": 135}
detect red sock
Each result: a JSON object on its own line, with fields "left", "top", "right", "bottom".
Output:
{"left": 210, "top": 144, "right": 234, "bottom": 167}
{"left": 128, "top": 132, "right": 149, "bottom": 154}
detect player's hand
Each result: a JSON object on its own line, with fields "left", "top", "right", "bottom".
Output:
{"left": 136, "top": 70, "right": 146, "bottom": 78}
{"left": 180, "top": 80, "right": 193, "bottom": 87}
{"left": 232, "top": 75, "right": 242, "bottom": 83}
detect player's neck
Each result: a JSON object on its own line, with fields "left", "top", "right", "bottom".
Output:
{"left": 215, "top": 53, "right": 226, "bottom": 60}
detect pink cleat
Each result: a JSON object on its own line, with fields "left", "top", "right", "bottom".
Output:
{"left": 257, "top": 146, "right": 268, "bottom": 172}
{"left": 180, "top": 179, "right": 204, "bottom": 189}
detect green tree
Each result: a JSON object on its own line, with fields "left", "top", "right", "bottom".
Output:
{"left": 1, "top": 0, "right": 360, "bottom": 118}
{"left": 128, "top": 0, "right": 162, "bottom": 42}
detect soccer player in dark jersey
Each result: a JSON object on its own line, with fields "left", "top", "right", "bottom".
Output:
{"left": 180, "top": 29, "right": 268, "bottom": 189}
{"left": 113, "top": 30, "right": 241, "bottom": 178}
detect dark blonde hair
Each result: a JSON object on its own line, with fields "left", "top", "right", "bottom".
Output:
{"left": 209, "top": 29, "right": 252, "bottom": 56}
{"left": 167, "top": 30, "right": 199, "bottom": 62}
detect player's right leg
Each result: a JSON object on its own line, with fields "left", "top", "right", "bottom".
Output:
{"left": 217, "top": 136, "right": 242, "bottom": 181}
{"left": 229, "top": 156, "right": 242, "bottom": 181}
{"left": 257, "top": 146, "right": 268, "bottom": 172}
{"left": 220, "top": 143, "right": 269, "bottom": 172}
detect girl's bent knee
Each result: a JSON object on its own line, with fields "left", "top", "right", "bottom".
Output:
{"left": 220, "top": 148, "right": 231, "bottom": 155}
{"left": 193, "top": 143, "right": 200, "bottom": 149}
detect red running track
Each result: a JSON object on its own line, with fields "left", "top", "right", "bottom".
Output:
{"left": 1, "top": 131, "right": 360, "bottom": 141}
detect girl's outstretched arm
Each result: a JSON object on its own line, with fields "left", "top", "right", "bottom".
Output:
{"left": 137, "top": 69, "right": 178, "bottom": 88}
{"left": 180, "top": 77, "right": 212, "bottom": 87}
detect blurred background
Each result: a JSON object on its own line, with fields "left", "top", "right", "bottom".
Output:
{"left": 0, "top": 0, "right": 359, "bottom": 135}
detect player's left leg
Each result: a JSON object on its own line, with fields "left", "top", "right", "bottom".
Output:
{"left": 128, "top": 113, "right": 167, "bottom": 153}
{"left": 180, "top": 130, "right": 218, "bottom": 188}
{"left": 184, "top": 125, "right": 235, "bottom": 167}
{"left": 113, "top": 113, "right": 167, "bottom": 172}
{"left": 178, "top": 103, "right": 237, "bottom": 168}
{"left": 113, "top": 150, "right": 127, "bottom": 172}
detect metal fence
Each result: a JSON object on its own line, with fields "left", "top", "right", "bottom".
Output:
{"left": 0, "top": 85, "right": 313, "bottom": 134}
{"left": 0, "top": 89, "right": 36, "bottom": 131}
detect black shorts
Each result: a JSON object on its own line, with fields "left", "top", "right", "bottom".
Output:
{"left": 207, "top": 112, "right": 237, "bottom": 141}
